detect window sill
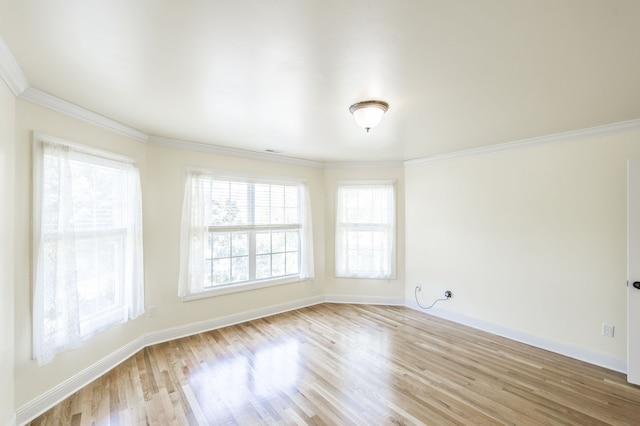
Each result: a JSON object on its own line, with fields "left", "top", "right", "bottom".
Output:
{"left": 181, "top": 276, "right": 311, "bottom": 302}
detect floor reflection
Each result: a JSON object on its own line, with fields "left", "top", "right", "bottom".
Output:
{"left": 188, "top": 338, "right": 300, "bottom": 413}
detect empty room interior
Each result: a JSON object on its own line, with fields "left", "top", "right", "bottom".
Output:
{"left": 2, "top": 1, "right": 640, "bottom": 425}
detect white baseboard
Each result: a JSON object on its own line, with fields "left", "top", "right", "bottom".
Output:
{"left": 404, "top": 300, "right": 627, "bottom": 374}
{"left": 16, "top": 295, "right": 324, "bottom": 425}
{"left": 324, "top": 294, "right": 404, "bottom": 306}
{"left": 145, "top": 295, "right": 324, "bottom": 346}
{"left": 15, "top": 336, "right": 145, "bottom": 425}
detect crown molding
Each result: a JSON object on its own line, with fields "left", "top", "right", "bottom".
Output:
{"left": 18, "top": 87, "right": 149, "bottom": 142}
{"left": 324, "top": 160, "right": 404, "bottom": 169}
{"left": 0, "top": 35, "right": 28, "bottom": 96}
{"left": 149, "top": 135, "right": 325, "bottom": 168}
{"left": 405, "top": 119, "right": 640, "bottom": 166}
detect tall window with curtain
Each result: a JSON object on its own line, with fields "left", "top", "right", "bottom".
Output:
{"left": 32, "top": 134, "right": 144, "bottom": 365}
{"left": 178, "top": 170, "right": 314, "bottom": 299}
{"left": 335, "top": 181, "right": 396, "bottom": 279}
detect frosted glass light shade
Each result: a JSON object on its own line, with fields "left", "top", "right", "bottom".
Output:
{"left": 349, "top": 100, "right": 389, "bottom": 132}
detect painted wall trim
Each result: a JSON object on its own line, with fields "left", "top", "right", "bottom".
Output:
{"left": 18, "top": 87, "right": 149, "bottom": 142}
{"left": 149, "top": 135, "right": 325, "bottom": 169}
{"left": 15, "top": 295, "right": 324, "bottom": 425}
{"left": 404, "top": 300, "right": 627, "bottom": 374}
{"left": 0, "top": 35, "right": 28, "bottom": 96}
{"left": 324, "top": 294, "right": 404, "bottom": 305}
{"left": 145, "top": 295, "right": 325, "bottom": 346}
{"left": 324, "top": 161, "right": 405, "bottom": 169}
{"left": 405, "top": 119, "right": 640, "bottom": 166}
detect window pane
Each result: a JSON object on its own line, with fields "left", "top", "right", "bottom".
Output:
{"left": 286, "top": 252, "right": 299, "bottom": 275}
{"left": 232, "top": 233, "right": 248, "bottom": 256}
{"left": 230, "top": 182, "right": 249, "bottom": 225}
{"left": 357, "top": 250, "right": 373, "bottom": 273}
{"left": 75, "top": 237, "right": 122, "bottom": 323}
{"left": 256, "top": 254, "right": 271, "bottom": 279}
{"left": 254, "top": 184, "right": 270, "bottom": 225}
{"left": 212, "top": 233, "right": 230, "bottom": 258}
{"left": 232, "top": 256, "right": 249, "bottom": 282}
{"left": 358, "top": 231, "right": 372, "bottom": 250}
{"left": 272, "top": 253, "right": 285, "bottom": 276}
{"left": 372, "top": 231, "right": 383, "bottom": 250}
{"left": 347, "top": 231, "right": 358, "bottom": 248}
{"left": 285, "top": 186, "right": 298, "bottom": 207}
{"left": 205, "top": 259, "right": 213, "bottom": 287}
{"left": 212, "top": 258, "right": 231, "bottom": 284}
{"left": 286, "top": 232, "right": 299, "bottom": 251}
{"left": 271, "top": 186, "right": 285, "bottom": 224}
{"left": 256, "top": 232, "right": 270, "bottom": 255}
{"left": 70, "top": 161, "right": 124, "bottom": 231}
{"left": 210, "top": 180, "right": 248, "bottom": 226}
{"left": 272, "top": 232, "right": 285, "bottom": 253}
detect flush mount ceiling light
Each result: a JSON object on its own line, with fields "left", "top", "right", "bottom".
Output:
{"left": 349, "top": 100, "right": 389, "bottom": 132}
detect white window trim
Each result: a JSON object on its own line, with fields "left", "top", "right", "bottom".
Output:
{"left": 181, "top": 275, "right": 307, "bottom": 301}
{"left": 178, "top": 167, "right": 314, "bottom": 301}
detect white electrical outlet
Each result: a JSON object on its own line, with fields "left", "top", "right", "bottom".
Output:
{"left": 148, "top": 306, "right": 157, "bottom": 318}
{"left": 602, "top": 323, "right": 614, "bottom": 337}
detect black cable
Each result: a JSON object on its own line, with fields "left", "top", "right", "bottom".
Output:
{"left": 414, "top": 286, "right": 448, "bottom": 310}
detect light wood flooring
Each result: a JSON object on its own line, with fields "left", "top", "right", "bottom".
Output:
{"left": 28, "top": 303, "right": 640, "bottom": 425}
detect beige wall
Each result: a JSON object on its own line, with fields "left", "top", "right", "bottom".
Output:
{"left": 405, "top": 130, "right": 640, "bottom": 361}
{"left": 323, "top": 166, "right": 405, "bottom": 303}
{"left": 1, "top": 81, "right": 16, "bottom": 425}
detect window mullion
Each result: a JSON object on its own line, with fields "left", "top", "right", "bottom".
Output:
{"left": 248, "top": 184, "right": 256, "bottom": 280}
{"left": 249, "top": 230, "right": 256, "bottom": 280}
{"left": 209, "top": 232, "right": 214, "bottom": 287}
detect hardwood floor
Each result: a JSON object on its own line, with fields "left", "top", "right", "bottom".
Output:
{"left": 28, "top": 304, "right": 640, "bottom": 425}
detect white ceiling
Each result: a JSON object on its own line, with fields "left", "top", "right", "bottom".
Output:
{"left": 1, "top": 0, "right": 639, "bottom": 162}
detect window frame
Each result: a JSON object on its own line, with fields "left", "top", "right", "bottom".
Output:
{"left": 335, "top": 180, "right": 397, "bottom": 279}
{"left": 179, "top": 168, "right": 314, "bottom": 301}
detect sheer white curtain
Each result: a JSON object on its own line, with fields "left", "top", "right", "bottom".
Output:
{"left": 178, "top": 171, "right": 209, "bottom": 297}
{"left": 33, "top": 136, "right": 144, "bottom": 365}
{"left": 299, "top": 183, "right": 315, "bottom": 279}
{"left": 335, "top": 182, "right": 396, "bottom": 279}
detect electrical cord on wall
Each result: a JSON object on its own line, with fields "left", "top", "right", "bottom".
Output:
{"left": 414, "top": 286, "right": 452, "bottom": 310}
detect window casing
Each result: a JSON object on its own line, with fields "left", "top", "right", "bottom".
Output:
{"left": 32, "top": 133, "right": 144, "bottom": 365}
{"left": 335, "top": 181, "right": 396, "bottom": 279}
{"left": 179, "top": 171, "right": 314, "bottom": 299}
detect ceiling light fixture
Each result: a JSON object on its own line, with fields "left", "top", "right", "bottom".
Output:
{"left": 349, "top": 100, "right": 389, "bottom": 132}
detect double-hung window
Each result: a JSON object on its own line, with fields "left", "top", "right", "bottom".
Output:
{"left": 32, "top": 134, "right": 144, "bottom": 365}
{"left": 335, "top": 181, "right": 396, "bottom": 279}
{"left": 179, "top": 170, "right": 314, "bottom": 299}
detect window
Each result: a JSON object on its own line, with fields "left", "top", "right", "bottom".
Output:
{"left": 179, "top": 170, "right": 314, "bottom": 299}
{"left": 32, "top": 134, "right": 144, "bottom": 365}
{"left": 335, "top": 182, "right": 396, "bottom": 279}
